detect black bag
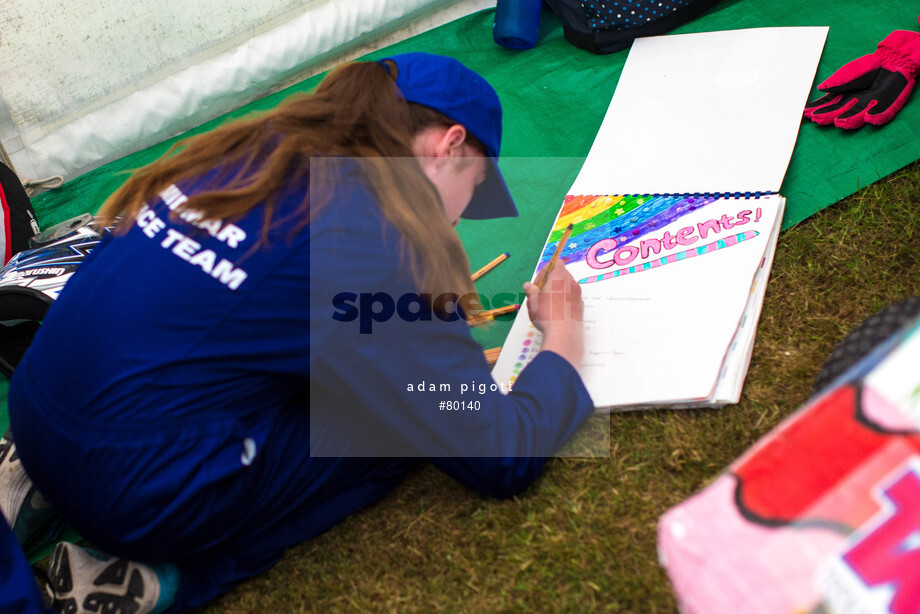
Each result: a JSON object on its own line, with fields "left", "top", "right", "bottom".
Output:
{"left": 0, "top": 162, "right": 42, "bottom": 376}
{"left": 543, "top": 0, "right": 722, "bottom": 54}
{"left": 0, "top": 162, "right": 40, "bottom": 263}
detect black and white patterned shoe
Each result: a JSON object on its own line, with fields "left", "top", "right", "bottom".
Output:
{"left": 0, "top": 428, "right": 27, "bottom": 521}
{"left": 0, "top": 429, "right": 33, "bottom": 532}
{"left": 47, "top": 542, "right": 162, "bottom": 614}
{"left": 0, "top": 428, "right": 61, "bottom": 553}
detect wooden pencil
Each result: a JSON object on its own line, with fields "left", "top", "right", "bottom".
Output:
{"left": 535, "top": 223, "right": 573, "bottom": 289}
{"left": 467, "top": 314, "right": 494, "bottom": 327}
{"left": 474, "top": 303, "right": 520, "bottom": 318}
{"left": 472, "top": 251, "right": 510, "bottom": 282}
{"left": 483, "top": 346, "right": 502, "bottom": 365}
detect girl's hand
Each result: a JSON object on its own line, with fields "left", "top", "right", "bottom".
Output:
{"left": 523, "top": 264, "right": 584, "bottom": 369}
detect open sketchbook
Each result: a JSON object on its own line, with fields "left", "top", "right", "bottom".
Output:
{"left": 491, "top": 26, "right": 828, "bottom": 410}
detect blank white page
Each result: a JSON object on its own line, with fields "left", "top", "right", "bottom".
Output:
{"left": 569, "top": 26, "right": 829, "bottom": 196}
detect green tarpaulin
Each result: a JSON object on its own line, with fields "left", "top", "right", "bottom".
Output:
{"left": 8, "top": 0, "right": 920, "bottom": 407}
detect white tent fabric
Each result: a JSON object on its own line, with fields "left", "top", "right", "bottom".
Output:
{"left": 0, "top": 0, "right": 493, "bottom": 186}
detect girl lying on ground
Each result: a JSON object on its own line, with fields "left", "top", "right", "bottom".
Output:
{"left": 1, "top": 52, "right": 592, "bottom": 613}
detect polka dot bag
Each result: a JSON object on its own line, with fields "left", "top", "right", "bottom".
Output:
{"left": 543, "top": 0, "right": 721, "bottom": 54}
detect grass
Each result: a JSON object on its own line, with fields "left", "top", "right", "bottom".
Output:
{"left": 180, "top": 161, "right": 920, "bottom": 611}
{"left": 198, "top": 161, "right": 920, "bottom": 613}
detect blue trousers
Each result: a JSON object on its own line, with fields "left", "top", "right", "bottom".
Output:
{"left": 10, "top": 393, "right": 413, "bottom": 612}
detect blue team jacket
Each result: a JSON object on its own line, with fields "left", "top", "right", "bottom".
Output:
{"left": 8, "top": 160, "right": 594, "bottom": 559}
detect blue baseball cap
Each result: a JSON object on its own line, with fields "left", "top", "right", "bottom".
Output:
{"left": 380, "top": 52, "right": 518, "bottom": 220}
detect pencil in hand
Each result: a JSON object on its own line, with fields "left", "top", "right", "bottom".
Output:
{"left": 534, "top": 224, "right": 573, "bottom": 289}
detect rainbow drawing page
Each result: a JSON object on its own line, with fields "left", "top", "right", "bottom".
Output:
{"left": 492, "top": 192, "right": 784, "bottom": 409}
{"left": 491, "top": 27, "right": 827, "bottom": 410}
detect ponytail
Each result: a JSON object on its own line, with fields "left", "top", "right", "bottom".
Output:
{"left": 98, "top": 59, "right": 476, "bottom": 302}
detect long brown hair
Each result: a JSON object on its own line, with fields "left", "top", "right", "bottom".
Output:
{"left": 97, "top": 60, "right": 477, "bottom": 300}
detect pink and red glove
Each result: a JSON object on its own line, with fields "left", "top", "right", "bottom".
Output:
{"left": 804, "top": 28, "right": 920, "bottom": 129}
